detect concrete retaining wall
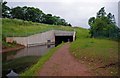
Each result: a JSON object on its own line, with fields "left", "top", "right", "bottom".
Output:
{"left": 6, "top": 30, "right": 75, "bottom": 47}
{"left": 6, "top": 37, "right": 28, "bottom": 46}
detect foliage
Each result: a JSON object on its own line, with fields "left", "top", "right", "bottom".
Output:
{"left": 88, "top": 7, "right": 120, "bottom": 40}
{"left": 70, "top": 38, "right": 118, "bottom": 76}
{"left": 1, "top": 1, "right": 71, "bottom": 26}
{"left": 1, "top": 1, "right": 11, "bottom": 18}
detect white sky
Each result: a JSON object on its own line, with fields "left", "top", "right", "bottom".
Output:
{"left": 5, "top": 0, "right": 119, "bottom": 28}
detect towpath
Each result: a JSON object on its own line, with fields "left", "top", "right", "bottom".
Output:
{"left": 37, "top": 43, "right": 93, "bottom": 76}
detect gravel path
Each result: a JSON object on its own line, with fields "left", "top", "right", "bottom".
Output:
{"left": 37, "top": 43, "right": 93, "bottom": 76}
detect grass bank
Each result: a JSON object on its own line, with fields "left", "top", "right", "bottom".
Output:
{"left": 69, "top": 24, "right": 118, "bottom": 76}
{"left": 2, "top": 18, "right": 88, "bottom": 48}
{"left": 20, "top": 43, "right": 64, "bottom": 76}
{"left": 2, "top": 18, "right": 74, "bottom": 37}
{"left": 3, "top": 18, "right": 118, "bottom": 76}
{"left": 70, "top": 38, "right": 118, "bottom": 76}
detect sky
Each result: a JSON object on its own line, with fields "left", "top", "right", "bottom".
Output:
{"left": 5, "top": 0, "right": 119, "bottom": 28}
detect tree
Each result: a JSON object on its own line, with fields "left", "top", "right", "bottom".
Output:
{"left": 25, "top": 7, "right": 44, "bottom": 22}
{"left": 107, "top": 13, "right": 116, "bottom": 24}
{"left": 88, "top": 17, "right": 95, "bottom": 26}
{"left": 96, "top": 7, "right": 106, "bottom": 18}
{"left": 68, "top": 23, "right": 72, "bottom": 26}
{"left": 107, "top": 13, "right": 115, "bottom": 24}
{"left": 42, "top": 14, "right": 56, "bottom": 24}
{"left": 1, "top": 1, "right": 72, "bottom": 26}
{"left": 2, "top": 1, "right": 11, "bottom": 18}
{"left": 11, "top": 6, "right": 24, "bottom": 19}
{"left": 112, "top": 15, "right": 116, "bottom": 24}
{"left": 88, "top": 7, "right": 120, "bottom": 39}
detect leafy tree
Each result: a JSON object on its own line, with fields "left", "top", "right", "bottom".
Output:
{"left": 107, "top": 13, "right": 116, "bottom": 24}
{"left": 42, "top": 14, "right": 56, "bottom": 24}
{"left": 88, "top": 17, "right": 95, "bottom": 26}
{"left": 11, "top": 6, "right": 24, "bottom": 19}
{"left": 88, "top": 7, "right": 120, "bottom": 39}
{"left": 97, "top": 7, "right": 106, "bottom": 18}
{"left": 2, "top": 1, "right": 11, "bottom": 18}
{"left": 25, "top": 7, "right": 43, "bottom": 22}
{"left": 2, "top": 1, "right": 71, "bottom": 26}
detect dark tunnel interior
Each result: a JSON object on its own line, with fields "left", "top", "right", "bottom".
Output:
{"left": 55, "top": 36, "right": 73, "bottom": 46}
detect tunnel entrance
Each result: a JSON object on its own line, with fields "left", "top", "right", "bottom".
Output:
{"left": 55, "top": 36, "right": 73, "bottom": 46}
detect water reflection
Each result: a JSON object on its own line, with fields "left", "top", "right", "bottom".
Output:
{"left": 3, "top": 44, "right": 55, "bottom": 62}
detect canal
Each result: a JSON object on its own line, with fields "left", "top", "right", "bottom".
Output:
{"left": 2, "top": 44, "right": 55, "bottom": 76}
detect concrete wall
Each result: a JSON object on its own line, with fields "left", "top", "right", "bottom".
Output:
{"left": 28, "top": 30, "right": 55, "bottom": 46}
{"left": 6, "top": 30, "right": 75, "bottom": 47}
{"left": 6, "top": 37, "right": 28, "bottom": 46}
{"left": 54, "top": 30, "right": 74, "bottom": 36}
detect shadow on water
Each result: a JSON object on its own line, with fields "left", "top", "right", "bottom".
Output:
{"left": 2, "top": 44, "right": 55, "bottom": 76}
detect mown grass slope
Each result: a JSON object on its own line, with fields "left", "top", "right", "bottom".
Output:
{"left": 70, "top": 38, "right": 118, "bottom": 75}
{"left": 2, "top": 18, "right": 74, "bottom": 37}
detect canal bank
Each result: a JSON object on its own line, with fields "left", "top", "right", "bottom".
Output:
{"left": 20, "top": 43, "right": 64, "bottom": 76}
{"left": 2, "top": 44, "right": 55, "bottom": 77}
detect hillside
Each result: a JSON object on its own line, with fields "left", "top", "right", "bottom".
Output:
{"left": 2, "top": 18, "right": 73, "bottom": 37}
{"left": 2, "top": 18, "right": 89, "bottom": 47}
{"left": 2, "top": 18, "right": 86, "bottom": 37}
{"left": 2, "top": 18, "right": 118, "bottom": 76}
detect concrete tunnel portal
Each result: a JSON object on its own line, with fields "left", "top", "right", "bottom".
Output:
{"left": 54, "top": 30, "right": 75, "bottom": 46}
{"left": 55, "top": 36, "right": 73, "bottom": 46}
{"left": 6, "top": 30, "right": 76, "bottom": 47}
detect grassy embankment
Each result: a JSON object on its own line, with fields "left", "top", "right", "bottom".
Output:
{"left": 70, "top": 28, "right": 118, "bottom": 76}
{"left": 2, "top": 18, "right": 119, "bottom": 76}
{"left": 2, "top": 18, "right": 73, "bottom": 37}
{"left": 2, "top": 18, "right": 73, "bottom": 76}
{"left": 2, "top": 18, "right": 73, "bottom": 47}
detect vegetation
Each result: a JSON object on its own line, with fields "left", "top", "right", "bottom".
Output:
{"left": 2, "top": 18, "right": 74, "bottom": 38}
{"left": 88, "top": 7, "right": 120, "bottom": 40}
{"left": 2, "top": 18, "right": 74, "bottom": 48}
{"left": 70, "top": 38, "right": 118, "bottom": 76}
{"left": 2, "top": 17, "right": 118, "bottom": 76}
{"left": 68, "top": 7, "right": 119, "bottom": 76}
{"left": 20, "top": 43, "right": 64, "bottom": 76}
{"left": 1, "top": 1, "right": 71, "bottom": 26}
{"left": 2, "top": 1, "right": 119, "bottom": 76}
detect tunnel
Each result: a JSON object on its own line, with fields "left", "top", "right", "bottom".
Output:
{"left": 55, "top": 36, "right": 73, "bottom": 46}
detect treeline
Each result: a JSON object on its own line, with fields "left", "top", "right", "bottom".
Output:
{"left": 1, "top": 1, "right": 72, "bottom": 26}
{"left": 88, "top": 7, "right": 120, "bottom": 40}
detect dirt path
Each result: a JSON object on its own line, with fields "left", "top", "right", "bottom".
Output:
{"left": 37, "top": 43, "right": 93, "bottom": 76}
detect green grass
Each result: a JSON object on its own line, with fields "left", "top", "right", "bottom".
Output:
{"left": 69, "top": 25, "right": 118, "bottom": 76}
{"left": 70, "top": 38, "right": 118, "bottom": 75}
{"left": 70, "top": 38, "right": 118, "bottom": 64}
{"left": 2, "top": 18, "right": 89, "bottom": 47}
{"left": 73, "top": 27, "right": 90, "bottom": 39}
{"left": 2, "top": 18, "right": 74, "bottom": 37}
{"left": 20, "top": 43, "right": 64, "bottom": 76}
{"left": 3, "top": 18, "right": 118, "bottom": 76}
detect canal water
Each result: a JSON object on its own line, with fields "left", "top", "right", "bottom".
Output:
{"left": 2, "top": 44, "right": 55, "bottom": 76}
